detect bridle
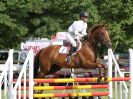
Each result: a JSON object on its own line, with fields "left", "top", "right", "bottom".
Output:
{"left": 99, "top": 31, "right": 111, "bottom": 48}
{"left": 82, "top": 26, "right": 111, "bottom": 49}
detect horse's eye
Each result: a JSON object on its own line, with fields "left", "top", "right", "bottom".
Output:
{"left": 100, "top": 32, "right": 104, "bottom": 35}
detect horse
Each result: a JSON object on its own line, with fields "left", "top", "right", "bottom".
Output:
{"left": 34, "top": 24, "right": 112, "bottom": 80}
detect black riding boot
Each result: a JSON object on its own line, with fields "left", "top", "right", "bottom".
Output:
{"left": 65, "top": 46, "right": 76, "bottom": 63}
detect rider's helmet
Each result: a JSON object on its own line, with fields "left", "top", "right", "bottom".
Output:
{"left": 80, "top": 11, "right": 89, "bottom": 19}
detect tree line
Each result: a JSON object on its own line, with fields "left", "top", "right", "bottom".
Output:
{"left": 0, "top": 0, "right": 133, "bottom": 52}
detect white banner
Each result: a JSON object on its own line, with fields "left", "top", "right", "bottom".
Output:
{"left": 21, "top": 41, "right": 51, "bottom": 54}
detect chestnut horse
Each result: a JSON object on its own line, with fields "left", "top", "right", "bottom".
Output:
{"left": 34, "top": 24, "right": 112, "bottom": 80}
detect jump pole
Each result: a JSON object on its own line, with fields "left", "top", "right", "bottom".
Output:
{"left": 21, "top": 84, "right": 109, "bottom": 90}
{"left": 16, "top": 77, "right": 130, "bottom": 83}
{"left": 20, "top": 92, "right": 109, "bottom": 98}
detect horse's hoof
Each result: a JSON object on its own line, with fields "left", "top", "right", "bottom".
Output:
{"left": 97, "top": 78, "right": 102, "bottom": 83}
{"left": 104, "top": 77, "right": 109, "bottom": 83}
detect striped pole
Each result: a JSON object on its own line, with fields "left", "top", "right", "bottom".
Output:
{"left": 20, "top": 92, "right": 109, "bottom": 98}
{"left": 14, "top": 77, "right": 130, "bottom": 83}
{"left": 21, "top": 85, "right": 108, "bottom": 90}
{"left": 33, "top": 77, "right": 130, "bottom": 83}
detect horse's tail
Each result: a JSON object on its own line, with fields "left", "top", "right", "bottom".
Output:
{"left": 34, "top": 49, "right": 43, "bottom": 78}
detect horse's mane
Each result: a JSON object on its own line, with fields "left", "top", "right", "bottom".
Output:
{"left": 88, "top": 24, "right": 103, "bottom": 34}
{"left": 83, "top": 24, "right": 104, "bottom": 40}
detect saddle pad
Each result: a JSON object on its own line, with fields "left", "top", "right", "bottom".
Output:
{"left": 59, "top": 46, "right": 70, "bottom": 54}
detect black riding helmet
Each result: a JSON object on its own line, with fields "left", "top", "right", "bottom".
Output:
{"left": 80, "top": 11, "right": 89, "bottom": 19}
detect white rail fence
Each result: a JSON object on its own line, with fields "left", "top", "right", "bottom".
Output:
{"left": 129, "top": 49, "right": 133, "bottom": 99}
{"left": 108, "top": 48, "right": 133, "bottom": 99}
{"left": 0, "top": 49, "right": 13, "bottom": 99}
{"left": 13, "top": 49, "right": 33, "bottom": 99}
{"left": 0, "top": 49, "right": 33, "bottom": 99}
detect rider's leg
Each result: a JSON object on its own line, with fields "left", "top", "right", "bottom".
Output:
{"left": 68, "top": 45, "right": 76, "bottom": 56}
{"left": 65, "top": 33, "right": 76, "bottom": 63}
{"left": 65, "top": 46, "right": 76, "bottom": 63}
{"left": 66, "top": 33, "right": 77, "bottom": 51}
{"left": 76, "top": 37, "right": 82, "bottom": 50}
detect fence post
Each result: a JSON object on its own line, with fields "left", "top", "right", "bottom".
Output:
{"left": 108, "top": 48, "right": 113, "bottom": 99}
{"left": 8, "top": 49, "right": 14, "bottom": 99}
{"left": 129, "top": 49, "right": 133, "bottom": 99}
{"left": 29, "top": 50, "right": 34, "bottom": 99}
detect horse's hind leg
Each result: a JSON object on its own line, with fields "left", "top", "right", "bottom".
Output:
{"left": 37, "top": 60, "right": 51, "bottom": 78}
{"left": 34, "top": 63, "right": 51, "bottom": 99}
{"left": 34, "top": 70, "right": 47, "bottom": 98}
{"left": 34, "top": 72, "right": 49, "bottom": 99}
{"left": 34, "top": 65, "right": 61, "bottom": 99}
{"left": 47, "top": 64, "right": 61, "bottom": 75}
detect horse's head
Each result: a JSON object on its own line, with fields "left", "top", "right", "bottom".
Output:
{"left": 98, "top": 24, "right": 112, "bottom": 48}
{"left": 87, "top": 24, "right": 112, "bottom": 48}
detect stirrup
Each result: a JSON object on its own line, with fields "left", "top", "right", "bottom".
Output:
{"left": 65, "top": 56, "right": 71, "bottom": 63}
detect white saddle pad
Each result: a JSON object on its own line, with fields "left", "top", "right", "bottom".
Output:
{"left": 59, "top": 46, "right": 70, "bottom": 54}
{"left": 59, "top": 45, "right": 82, "bottom": 54}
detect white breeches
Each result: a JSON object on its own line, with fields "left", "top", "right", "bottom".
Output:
{"left": 66, "top": 33, "right": 76, "bottom": 47}
{"left": 66, "top": 33, "right": 81, "bottom": 49}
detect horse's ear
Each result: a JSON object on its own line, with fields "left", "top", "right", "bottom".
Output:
{"left": 95, "top": 22, "right": 99, "bottom": 25}
{"left": 103, "top": 22, "right": 108, "bottom": 28}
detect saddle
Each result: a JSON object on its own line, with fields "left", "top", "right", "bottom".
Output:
{"left": 59, "top": 40, "right": 81, "bottom": 54}
{"left": 63, "top": 40, "right": 71, "bottom": 47}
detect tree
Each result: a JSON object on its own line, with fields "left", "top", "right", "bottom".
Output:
{"left": 0, "top": 0, "right": 132, "bottom": 52}
{"left": 94, "top": 0, "right": 133, "bottom": 52}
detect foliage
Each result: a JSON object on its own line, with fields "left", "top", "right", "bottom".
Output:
{"left": 0, "top": 0, "right": 132, "bottom": 52}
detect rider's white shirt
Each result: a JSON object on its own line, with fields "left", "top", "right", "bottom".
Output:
{"left": 68, "top": 20, "right": 87, "bottom": 38}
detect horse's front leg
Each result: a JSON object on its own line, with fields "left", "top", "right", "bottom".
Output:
{"left": 86, "top": 60, "right": 107, "bottom": 82}
{"left": 95, "top": 58, "right": 108, "bottom": 81}
{"left": 96, "top": 63, "right": 105, "bottom": 83}
{"left": 100, "top": 63, "right": 108, "bottom": 81}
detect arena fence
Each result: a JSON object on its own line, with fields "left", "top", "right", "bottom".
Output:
{"left": 13, "top": 49, "right": 33, "bottom": 99}
{"left": 0, "top": 49, "right": 13, "bottom": 99}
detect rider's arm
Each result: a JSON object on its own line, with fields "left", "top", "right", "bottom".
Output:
{"left": 73, "top": 21, "right": 83, "bottom": 38}
{"left": 75, "top": 31, "right": 82, "bottom": 37}
{"left": 82, "top": 23, "right": 87, "bottom": 36}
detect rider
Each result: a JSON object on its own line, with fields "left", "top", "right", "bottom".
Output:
{"left": 65, "top": 11, "right": 89, "bottom": 63}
